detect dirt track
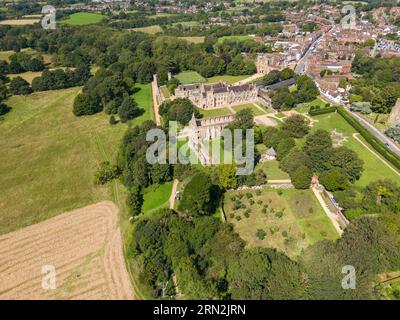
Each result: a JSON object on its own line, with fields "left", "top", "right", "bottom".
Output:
{"left": 0, "top": 201, "right": 134, "bottom": 300}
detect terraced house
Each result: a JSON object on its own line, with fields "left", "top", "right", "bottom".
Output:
{"left": 174, "top": 82, "right": 258, "bottom": 109}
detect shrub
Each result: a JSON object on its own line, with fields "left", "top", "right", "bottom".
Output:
{"left": 256, "top": 229, "right": 266, "bottom": 240}
{"left": 275, "top": 211, "right": 284, "bottom": 218}
{"left": 282, "top": 231, "right": 288, "bottom": 238}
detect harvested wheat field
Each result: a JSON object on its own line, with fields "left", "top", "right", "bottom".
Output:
{"left": 0, "top": 201, "right": 134, "bottom": 300}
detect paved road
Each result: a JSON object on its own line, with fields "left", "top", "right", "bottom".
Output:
{"left": 294, "top": 34, "right": 324, "bottom": 75}
{"left": 346, "top": 108, "right": 400, "bottom": 157}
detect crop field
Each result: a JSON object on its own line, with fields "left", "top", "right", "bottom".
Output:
{"left": 224, "top": 188, "right": 338, "bottom": 258}
{"left": 0, "top": 19, "right": 40, "bottom": 25}
{"left": 60, "top": 12, "right": 105, "bottom": 25}
{"left": 0, "top": 87, "right": 129, "bottom": 234}
{"left": 132, "top": 25, "right": 163, "bottom": 34}
{"left": 311, "top": 112, "right": 400, "bottom": 188}
{"left": 217, "top": 35, "right": 254, "bottom": 43}
{"left": 0, "top": 201, "right": 134, "bottom": 299}
{"left": 179, "top": 36, "right": 205, "bottom": 44}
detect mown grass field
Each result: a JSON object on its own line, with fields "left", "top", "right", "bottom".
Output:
{"left": 296, "top": 98, "right": 328, "bottom": 114}
{"left": 196, "top": 106, "right": 233, "bottom": 118}
{"left": 206, "top": 74, "right": 249, "bottom": 84}
{"left": 175, "top": 71, "right": 206, "bottom": 84}
{"left": 142, "top": 182, "right": 173, "bottom": 215}
{"left": 257, "top": 160, "right": 291, "bottom": 181}
{"left": 232, "top": 103, "right": 266, "bottom": 116}
{"left": 0, "top": 84, "right": 153, "bottom": 235}
{"left": 131, "top": 83, "right": 154, "bottom": 125}
{"left": 311, "top": 112, "right": 400, "bottom": 188}
{"left": 224, "top": 188, "right": 338, "bottom": 258}
{"left": 175, "top": 72, "right": 252, "bottom": 85}
{"left": 60, "top": 12, "right": 105, "bottom": 25}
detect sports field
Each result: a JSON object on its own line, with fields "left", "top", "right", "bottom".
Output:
{"left": 60, "top": 12, "right": 105, "bottom": 25}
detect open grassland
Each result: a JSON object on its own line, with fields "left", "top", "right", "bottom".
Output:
{"left": 9, "top": 71, "right": 42, "bottom": 84}
{"left": 224, "top": 188, "right": 338, "bottom": 258}
{"left": 0, "top": 87, "right": 131, "bottom": 234}
{"left": 0, "top": 19, "right": 40, "bottom": 25}
{"left": 132, "top": 25, "right": 163, "bottom": 34}
{"left": 60, "top": 12, "right": 105, "bottom": 25}
{"left": 311, "top": 112, "right": 400, "bottom": 188}
{"left": 0, "top": 201, "right": 134, "bottom": 299}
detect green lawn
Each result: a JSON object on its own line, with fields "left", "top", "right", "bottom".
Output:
{"left": 0, "top": 88, "right": 127, "bottom": 234}
{"left": 160, "top": 86, "right": 170, "bottom": 99}
{"left": 296, "top": 98, "right": 328, "bottom": 114}
{"left": 175, "top": 71, "right": 206, "bottom": 84}
{"left": 173, "top": 21, "right": 200, "bottom": 27}
{"left": 60, "top": 12, "right": 105, "bottom": 25}
{"left": 207, "top": 74, "right": 249, "bottom": 84}
{"left": 196, "top": 107, "right": 233, "bottom": 118}
{"left": 232, "top": 103, "right": 266, "bottom": 116}
{"left": 130, "top": 83, "right": 154, "bottom": 126}
{"left": 257, "top": 160, "right": 290, "bottom": 181}
{"left": 311, "top": 112, "right": 400, "bottom": 188}
{"left": 142, "top": 182, "right": 173, "bottom": 215}
{"left": 224, "top": 188, "right": 338, "bottom": 258}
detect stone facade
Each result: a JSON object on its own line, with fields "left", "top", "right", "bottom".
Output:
{"left": 188, "top": 113, "right": 234, "bottom": 165}
{"left": 174, "top": 82, "right": 258, "bottom": 109}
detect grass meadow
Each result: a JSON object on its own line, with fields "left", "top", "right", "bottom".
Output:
{"left": 0, "top": 83, "right": 154, "bottom": 234}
